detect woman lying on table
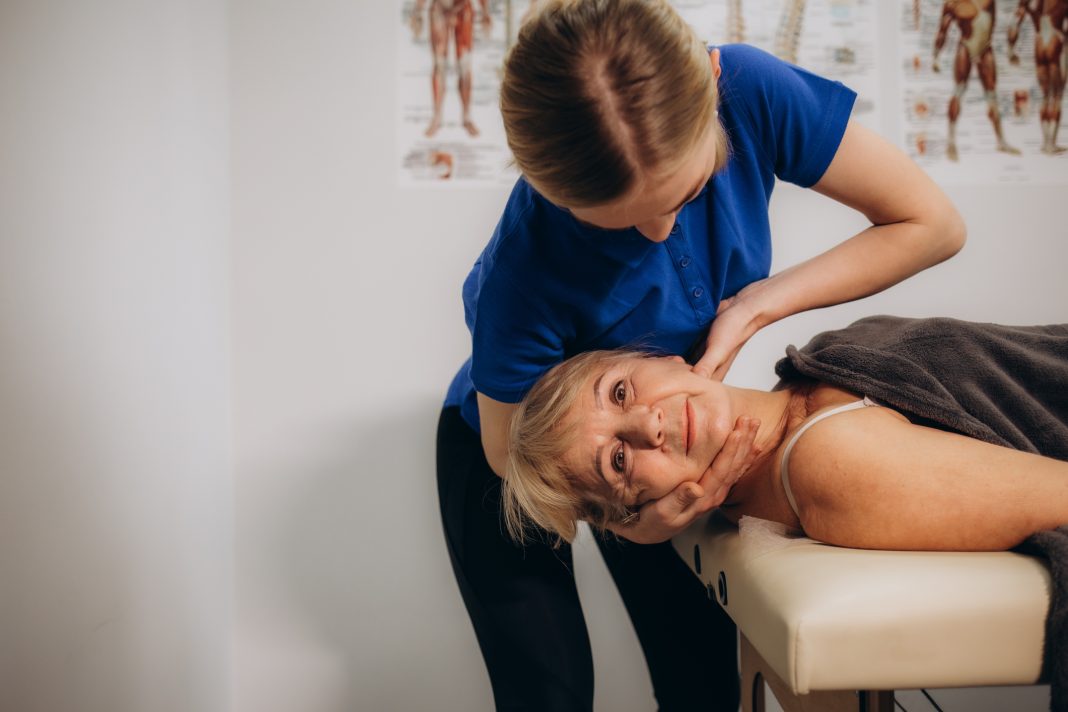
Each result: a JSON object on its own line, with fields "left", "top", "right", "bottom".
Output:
{"left": 503, "top": 316, "right": 1068, "bottom": 551}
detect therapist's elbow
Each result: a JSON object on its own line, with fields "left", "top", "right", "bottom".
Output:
{"left": 924, "top": 200, "right": 967, "bottom": 265}
{"left": 939, "top": 201, "right": 965, "bottom": 260}
{"left": 942, "top": 208, "right": 967, "bottom": 258}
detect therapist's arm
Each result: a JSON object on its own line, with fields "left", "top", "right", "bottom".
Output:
{"left": 477, "top": 392, "right": 518, "bottom": 478}
{"left": 694, "top": 120, "right": 966, "bottom": 379}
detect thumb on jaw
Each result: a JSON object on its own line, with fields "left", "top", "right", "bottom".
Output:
{"left": 692, "top": 347, "right": 724, "bottom": 380}
{"left": 675, "top": 482, "right": 703, "bottom": 510}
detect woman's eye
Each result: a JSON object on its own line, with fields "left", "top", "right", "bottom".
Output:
{"left": 613, "top": 380, "right": 626, "bottom": 405}
{"left": 612, "top": 445, "right": 626, "bottom": 473}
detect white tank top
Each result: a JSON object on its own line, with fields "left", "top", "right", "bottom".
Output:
{"left": 779, "top": 396, "right": 880, "bottom": 519}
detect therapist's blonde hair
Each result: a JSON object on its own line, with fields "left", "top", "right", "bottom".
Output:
{"left": 500, "top": 0, "right": 729, "bottom": 208}
{"left": 503, "top": 350, "right": 645, "bottom": 546}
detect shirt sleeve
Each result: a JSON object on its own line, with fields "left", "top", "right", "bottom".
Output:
{"left": 466, "top": 261, "right": 566, "bottom": 404}
{"left": 718, "top": 44, "right": 857, "bottom": 188}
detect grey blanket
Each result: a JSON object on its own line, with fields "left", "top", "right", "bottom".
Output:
{"left": 774, "top": 316, "right": 1068, "bottom": 711}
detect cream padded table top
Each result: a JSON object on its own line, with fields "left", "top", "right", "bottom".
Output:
{"left": 673, "top": 515, "right": 1051, "bottom": 694}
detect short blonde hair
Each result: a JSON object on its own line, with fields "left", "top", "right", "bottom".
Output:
{"left": 502, "top": 350, "right": 649, "bottom": 545}
{"left": 500, "top": 0, "right": 729, "bottom": 207}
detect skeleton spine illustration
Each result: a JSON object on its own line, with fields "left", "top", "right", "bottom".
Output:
{"left": 774, "top": 0, "right": 807, "bottom": 64}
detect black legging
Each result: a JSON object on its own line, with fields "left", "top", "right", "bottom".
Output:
{"left": 436, "top": 406, "right": 740, "bottom": 711}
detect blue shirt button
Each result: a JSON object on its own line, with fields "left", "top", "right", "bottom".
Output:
{"left": 679, "top": 256, "right": 691, "bottom": 268}
{"left": 693, "top": 287, "right": 704, "bottom": 298}
{"left": 670, "top": 224, "right": 680, "bottom": 235}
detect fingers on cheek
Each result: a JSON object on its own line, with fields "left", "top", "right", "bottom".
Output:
{"left": 725, "top": 428, "right": 744, "bottom": 453}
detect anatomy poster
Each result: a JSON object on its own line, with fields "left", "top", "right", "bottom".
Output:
{"left": 673, "top": 0, "right": 881, "bottom": 124}
{"left": 397, "top": 0, "right": 523, "bottom": 186}
{"left": 397, "top": 0, "right": 880, "bottom": 186}
{"left": 900, "top": 0, "right": 1067, "bottom": 184}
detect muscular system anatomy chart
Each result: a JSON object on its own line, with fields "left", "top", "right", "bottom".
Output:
{"left": 397, "top": 0, "right": 521, "bottom": 186}
{"left": 900, "top": 0, "right": 1067, "bottom": 183}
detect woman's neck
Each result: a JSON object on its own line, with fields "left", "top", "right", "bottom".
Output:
{"left": 719, "top": 381, "right": 866, "bottom": 526}
{"left": 716, "top": 383, "right": 815, "bottom": 524}
{"left": 724, "top": 384, "right": 811, "bottom": 462}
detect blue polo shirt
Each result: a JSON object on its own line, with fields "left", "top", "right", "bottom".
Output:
{"left": 445, "top": 44, "right": 857, "bottom": 432}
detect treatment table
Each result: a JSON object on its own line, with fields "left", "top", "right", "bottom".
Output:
{"left": 673, "top": 514, "right": 1052, "bottom": 711}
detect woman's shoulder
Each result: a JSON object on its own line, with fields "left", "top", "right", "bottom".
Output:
{"left": 715, "top": 44, "right": 784, "bottom": 110}
{"left": 715, "top": 44, "right": 856, "bottom": 186}
{"left": 480, "top": 179, "right": 573, "bottom": 274}
{"left": 490, "top": 178, "right": 548, "bottom": 251}
{"left": 784, "top": 392, "right": 911, "bottom": 480}
{"left": 782, "top": 386, "right": 911, "bottom": 480}
{"left": 793, "top": 385, "right": 911, "bottom": 431}
{"left": 717, "top": 43, "right": 782, "bottom": 72}
{"left": 716, "top": 43, "right": 822, "bottom": 97}
{"left": 803, "top": 384, "right": 863, "bottom": 413}
{"left": 780, "top": 384, "right": 869, "bottom": 427}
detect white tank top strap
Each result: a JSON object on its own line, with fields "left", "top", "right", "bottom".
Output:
{"left": 780, "top": 396, "right": 880, "bottom": 520}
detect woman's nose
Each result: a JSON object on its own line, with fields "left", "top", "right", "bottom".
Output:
{"left": 624, "top": 406, "right": 663, "bottom": 447}
{"left": 635, "top": 214, "right": 677, "bottom": 243}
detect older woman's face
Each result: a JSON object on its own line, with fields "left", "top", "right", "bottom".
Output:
{"left": 561, "top": 355, "right": 734, "bottom": 508}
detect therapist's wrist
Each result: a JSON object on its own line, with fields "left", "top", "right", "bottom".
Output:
{"left": 726, "top": 278, "right": 779, "bottom": 333}
{"left": 736, "top": 268, "right": 821, "bottom": 329}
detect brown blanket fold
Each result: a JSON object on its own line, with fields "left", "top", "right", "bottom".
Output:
{"left": 775, "top": 316, "right": 1068, "bottom": 711}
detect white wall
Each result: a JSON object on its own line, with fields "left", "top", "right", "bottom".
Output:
{"left": 228, "top": 2, "right": 507, "bottom": 707}
{"left": 0, "top": 2, "right": 231, "bottom": 712}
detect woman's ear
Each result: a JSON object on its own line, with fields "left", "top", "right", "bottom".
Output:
{"left": 709, "top": 48, "right": 722, "bottom": 80}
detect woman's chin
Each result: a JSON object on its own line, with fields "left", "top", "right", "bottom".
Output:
{"left": 694, "top": 396, "right": 732, "bottom": 450}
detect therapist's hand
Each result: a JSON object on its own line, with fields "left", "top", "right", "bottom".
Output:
{"left": 606, "top": 416, "right": 761, "bottom": 545}
{"left": 693, "top": 283, "right": 764, "bottom": 381}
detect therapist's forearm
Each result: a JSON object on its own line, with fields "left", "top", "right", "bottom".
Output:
{"left": 740, "top": 119, "right": 967, "bottom": 330}
{"left": 746, "top": 214, "right": 965, "bottom": 329}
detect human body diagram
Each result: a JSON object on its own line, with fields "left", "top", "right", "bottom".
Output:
{"left": 409, "top": 0, "right": 491, "bottom": 137}
{"left": 1008, "top": 0, "right": 1068, "bottom": 154}
{"left": 933, "top": 0, "right": 1020, "bottom": 160}
{"left": 905, "top": 0, "right": 1067, "bottom": 168}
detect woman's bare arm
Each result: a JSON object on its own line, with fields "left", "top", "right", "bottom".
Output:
{"left": 476, "top": 392, "right": 517, "bottom": 478}
{"left": 787, "top": 407, "right": 1068, "bottom": 551}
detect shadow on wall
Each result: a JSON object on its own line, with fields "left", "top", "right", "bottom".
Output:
{"left": 249, "top": 398, "right": 492, "bottom": 711}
